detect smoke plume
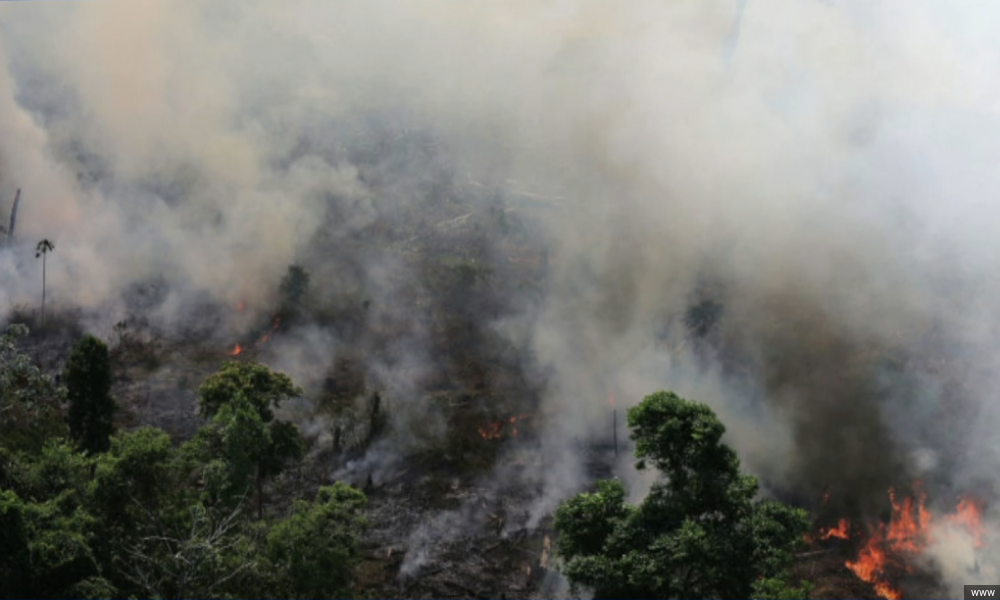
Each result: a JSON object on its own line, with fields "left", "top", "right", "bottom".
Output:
{"left": 4, "top": 1, "right": 1000, "bottom": 595}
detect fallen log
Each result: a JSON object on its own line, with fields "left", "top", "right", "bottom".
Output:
{"left": 796, "top": 548, "right": 838, "bottom": 559}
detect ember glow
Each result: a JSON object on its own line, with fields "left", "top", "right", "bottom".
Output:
{"left": 478, "top": 414, "right": 532, "bottom": 440}
{"left": 255, "top": 316, "right": 281, "bottom": 349}
{"left": 230, "top": 343, "right": 243, "bottom": 356}
{"left": 837, "top": 488, "right": 987, "bottom": 600}
{"left": 607, "top": 391, "right": 616, "bottom": 408}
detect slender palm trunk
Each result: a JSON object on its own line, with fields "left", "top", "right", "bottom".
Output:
{"left": 41, "top": 253, "right": 46, "bottom": 328}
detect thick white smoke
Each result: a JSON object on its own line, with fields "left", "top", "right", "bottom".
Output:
{"left": 4, "top": 2, "right": 1000, "bottom": 595}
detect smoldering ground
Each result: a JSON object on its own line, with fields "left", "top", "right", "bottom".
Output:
{"left": 3, "top": 1, "right": 1000, "bottom": 595}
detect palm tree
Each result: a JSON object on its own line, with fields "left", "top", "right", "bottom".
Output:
{"left": 35, "top": 239, "right": 54, "bottom": 327}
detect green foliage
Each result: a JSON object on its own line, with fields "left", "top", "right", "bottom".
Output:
{"left": 115, "top": 500, "right": 258, "bottom": 600}
{"left": 65, "top": 335, "right": 117, "bottom": 455}
{"left": 0, "top": 324, "right": 67, "bottom": 452}
{"left": 198, "top": 360, "right": 302, "bottom": 422}
{"left": 22, "top": 493, "right": 103, "bottom": 598}
{"left": 262, "top": 483, "right": 368, "bottom": 599}
{"left": 190, "top": 393, "right": 272, "bottom": 505}
{"left": 90, "top": 427, "right": 189, "bottom": 541}
{"left": 0, "top": 358, "right": 367, "bottom": 599}
{"left": 0, "top": 489, "right": 30, "bottom": 595}
{"left": 194, "top": 363, "right": 304, "bottom": 516}
{"left": 554, "top": 390, "right": 810, "bottom": 600}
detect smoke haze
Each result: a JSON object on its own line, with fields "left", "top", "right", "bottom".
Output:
{"left": 4, "top": 1, "right": 1000, "bottom": 595}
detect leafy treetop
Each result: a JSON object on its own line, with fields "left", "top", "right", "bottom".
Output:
{"left": 198, "top": 360, "right": 302, "bottom": 423}
{"left": 65, "top": 335, "right": 117, "bottom": 455}
{"left": 554, "top": 390, "right": 810, "bottom": 600}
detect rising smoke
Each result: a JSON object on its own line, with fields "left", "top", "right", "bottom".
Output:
{"left": 3, "top": 1, "right": 1000, "bottom": 595}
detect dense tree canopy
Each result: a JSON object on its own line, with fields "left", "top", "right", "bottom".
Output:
{"left": 262, "top": 483, "right": 368, "bottom": 599}
{"left": 193, "top": 361, "right": 304, "bottom": 517}
{"left": 0, "top": 339, "right": 366, "bottom": 599}
{"left": 65, "top": 335, "right": 116, "bottom": 454}
{"left": 554, "top": 390, "right": 810, "bottom": 600}
{"left": 0, "top": 324, "right": 66, "bottom": 450}
{"left": 198, "top": 360, "right": 301, "bottom": 423}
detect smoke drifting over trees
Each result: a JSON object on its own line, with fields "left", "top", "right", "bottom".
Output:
{"left": 3, "top": 1, "right": 1000, "bottom": 595}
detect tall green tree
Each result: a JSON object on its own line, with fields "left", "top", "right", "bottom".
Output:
{"left": 65, "top": 335, "right": 117, "bottom": 455}
{"left": 554, "top": 391, "right": 810, "bottom": 600}
{"left": 195, "top": 361, "right": 303, "bottom": 518}
{"left": 35, "top": 239, "right": 54, "bottom": 327}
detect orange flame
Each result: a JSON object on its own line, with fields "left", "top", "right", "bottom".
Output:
{"left": 230, "top": 344, "right": 243, "bottom": 356}
{"left": 821, "top": 518, "right": 850, "bottom": 540}
{"left": 478, "top": 413, "right": 532, "bottom": 440}
{"left": 607, "top": 391, "right": 616, "bottom": 408}
{"left": 843, "top": 488, "right": 985, "bottom": 600}
{"left": 236, "top": 300, "right": 246, "bottom": 312}
{"left": 478, "top": 422, "right": 504, "bottom": 440}
{"left": 255, "top": 316, "right": 281, "bottom": 349}
{"left": 945, "top": 496, "right": 985, "bottom": 548}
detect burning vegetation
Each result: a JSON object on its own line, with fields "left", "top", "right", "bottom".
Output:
{"left": 5, "top": 3, "right": 1000, "bottom": 599}
{"left": 804, "top": 486, "right": 989, "bottom": 599}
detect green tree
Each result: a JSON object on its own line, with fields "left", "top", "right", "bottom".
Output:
{"left": 65, "top": 335, "right": 117, "bottom": 454}
{"left": 554, "top": 391, "right": 809, "bottom": 599}
{"left": 114, "top": 498, "right": 257, "bottom": 600}
{"left": 191, "top": 393, "right": 271, "bottom": 506}
{"left": 4, "top": 440, "right": 111, "bottom": 598}
{"left": 35, "top": 239, "right": 54, "bottom": 327}
{"left": 0, "top": 324, "right": 67, "bottom": 452}
{"left": 262, "top": 482, "right": 367, "bottom": 599}
{"left": 196, "top": 361, "right": 303, "bottom": 518}
{"left": 89, "top": 427, "right": 193, "bottom": 567}
{"left": 0, "top": 489, "right": 31, "bottom": 595}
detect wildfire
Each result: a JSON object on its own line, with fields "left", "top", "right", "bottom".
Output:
{"left": 478, "top": 413, "right": 532, "bottom": 440}
{"left": 821, "top": 518, "right": 850, "bottom": 540}
{"left": 946, "top": 496, "right": 986, "bottom": 548}
{"left": 236, "top": 300, "right": 246, "bottom": 312}
{"left": 227, "top": 315, "right": 282, "bottom": 357}
{"left": 607, "top": 391, "right": 616, "bottom": 408}
{"left": 255, "top": 316, "right": 281, "bottom": 349}
{"left": 835, "top": 487, "right": 986, "bottom": 600}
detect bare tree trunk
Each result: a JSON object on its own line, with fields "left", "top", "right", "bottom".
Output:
{"left": 41, "top": 253, "right": 46, "bottom": 328}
